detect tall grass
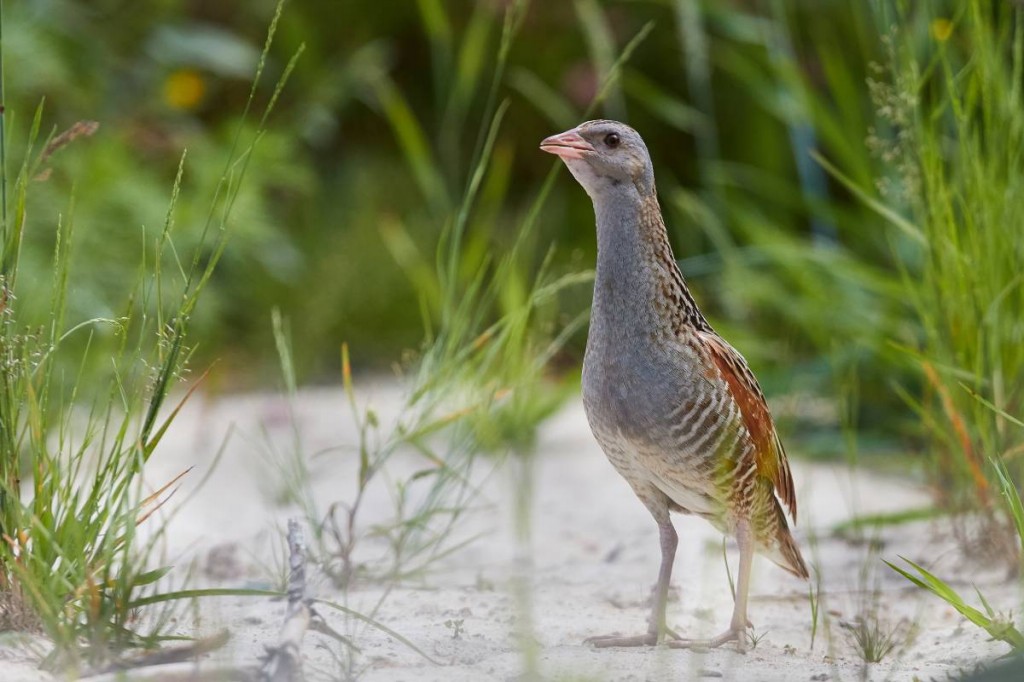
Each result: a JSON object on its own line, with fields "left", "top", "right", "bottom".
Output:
{"left": 659, "top": 0, "right": 1023, "bottom": 516}
{"left": 846, "top": 0, "right": 1024, "bottom": 657}
{"left": 817, "top": 3, "right": 1024, "bottom": 526}
{"left": 263, "top": 1, "right": 595, "bottom": 674}
{"left": 0, "top": 1, "right": 297, "bottom": 670}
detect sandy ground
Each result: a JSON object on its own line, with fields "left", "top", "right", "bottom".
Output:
{"left": 1, "top": 383, "right": 1018, "bottom": 681}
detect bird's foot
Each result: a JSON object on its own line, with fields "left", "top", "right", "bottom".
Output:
{"left": 664, "top": 625, "right": 750, "bottom": 653}
{"left": 585, "top": 627, "right": 681, "bottom": 648}
{"left": 585, "top": 632, "right": 658, "bottom": 648}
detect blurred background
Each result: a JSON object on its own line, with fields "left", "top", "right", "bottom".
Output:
{"left": 5, "top": 0, "right": 1020, "bottom": 494}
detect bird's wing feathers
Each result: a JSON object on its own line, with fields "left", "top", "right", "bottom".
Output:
{"left": 699, "top": 331, "right": 798, "bottom": 522}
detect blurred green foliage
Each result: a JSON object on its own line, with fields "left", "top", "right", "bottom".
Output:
{"left": 6, "top": 0, "right": 885, "bottom": 381}
{"left": 8, "top": 0, "right": 1022, "bottom": 484}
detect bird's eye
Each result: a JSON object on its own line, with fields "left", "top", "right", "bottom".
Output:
{"left": 604, "top": 133, "right": 620, "bottom": 148}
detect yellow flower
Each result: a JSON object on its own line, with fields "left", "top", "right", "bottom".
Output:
{"left": 163, "top": 69, "right": 206, "bottom": 110}
{"left": 931, "top": 18, "right": 953, "bottom": 42}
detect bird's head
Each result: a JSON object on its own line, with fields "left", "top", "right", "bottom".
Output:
{"left": 540, "top": 120, "right": 655, "bottom": 199}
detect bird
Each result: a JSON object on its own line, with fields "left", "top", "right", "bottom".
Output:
{"left": 540, "top": 120, "right": 808, "bottom": 651}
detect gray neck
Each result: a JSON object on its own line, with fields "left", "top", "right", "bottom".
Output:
{"left": 590, "top": 185, "right": 663, "bottom": 340}
{"left": 588, "top": 184, "right": 710, "bottom": 348}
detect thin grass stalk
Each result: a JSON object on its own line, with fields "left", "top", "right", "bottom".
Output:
{"left": 0, "top": 0, "right": 6, "bottom": 235}
{"left": 511, "top": 452, "right": 538, "bottom": 677}
{"left": 415, "top": 0, "right": 454, "bottom": 130}
{"left": 139, "top": 4, "right": 302, "bottom": 456}
{"left": 439, "top": 3, "right": 490, "bottom": 184}
{"left": 765, "top": 0, "right": 836, "bottom": 244}
{"left": 575, "top": 0, "right": 626, "bottom": 119}
{"left": 441, "top": 0, "right": 530, "bottom": 322}
{"left": 514, "top": 20, "right": 654, "bottom": 257}
{"left": 673, "top": 0, "right": 721, "bottom": 212}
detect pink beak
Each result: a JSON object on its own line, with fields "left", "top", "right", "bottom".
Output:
{"left": 539, "top": 128, "right": 595, "bottom": 160}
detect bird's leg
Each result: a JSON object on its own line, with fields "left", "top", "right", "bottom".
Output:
{"left": 649, "top": 519, "right": 679, "bottom": 640}
{"left": 731, "top": 521, "right": 755, "bottom": 646}
{"left": 586, "top": 518, "right": 678, "bottom": 648}
{"left": 668, "top": 519, "right": 754, "bottom": 652}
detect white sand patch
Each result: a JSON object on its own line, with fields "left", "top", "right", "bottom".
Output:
{"left": 2, "top": 384, "right": 1017, "bottom": 680}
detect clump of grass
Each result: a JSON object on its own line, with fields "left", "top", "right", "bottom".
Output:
{"left": 862, "top": 3, "right": 1024, "bottom": 521}
{"left": 885, "top": 345, "right": 1024, "bottom": 652}
{"left": 841, "top": 590, "right": 909, "bottom": 665}
{"left": 886, "top": 407, "right": 1024, "bottom": 655}
{"left": 833, "top": 531, "right": 914, "bottom": 665}
{"left": 0, "top": 1, "right": 297, "bottom": 671}
{"left": 840, "top": 612, "right": 906, "bottom": 664}
{"left": 797, "top": 0, "right": 1024, "bottom": 558}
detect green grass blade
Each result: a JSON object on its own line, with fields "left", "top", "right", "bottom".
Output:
{"left": 575, "top": 0, "right": 625, "bottom": 119}
{"left": 810, "top": 150, "right": 926, "bottom": 245}
{"left": 315, "top": 598, "right": 440, "bottom": 665}
{"left": 371, "top": 76, "right": 448, "bottom": 214}
{"left": 992, "top": 456, "right": 1024, "bottom": 547}
{"left": 885, "top": 556, "right": 1024, "bottom": 650}
{"left": 508, "top": 68, "right": 577, "bottom": 128}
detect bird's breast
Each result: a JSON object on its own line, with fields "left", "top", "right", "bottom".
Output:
{"left": 583, "top": 333, "right": 697, "bottom": 438}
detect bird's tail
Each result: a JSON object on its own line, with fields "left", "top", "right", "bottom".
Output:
{"left": 763, "top": 503, "right": 809, "bottom": 579}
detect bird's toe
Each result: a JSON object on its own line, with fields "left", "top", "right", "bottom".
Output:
{"left": 664, "top": 626, "right": 748, "bottom": 652}
{"left": 584, "top": 632, "right": 659, "bottom": 648}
